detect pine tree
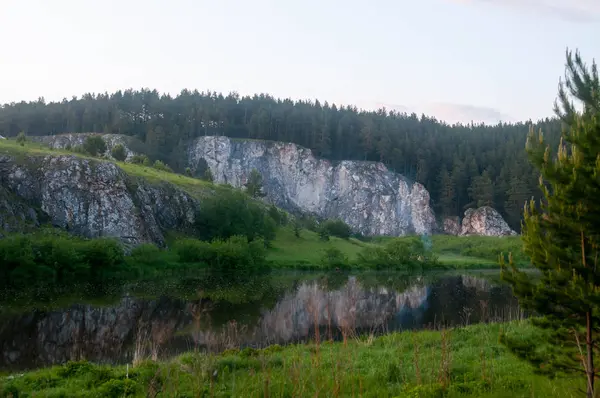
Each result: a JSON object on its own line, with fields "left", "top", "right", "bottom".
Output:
{"left": 467, "top": 169, "right": 494, "bottom": 208}
{"left": 501, "top": 49, "right": 600, "bottom": 398}
{"left": 503, "top": 173, "right": 530, "bottom": 230}
{"left": 245, "top": 169, "right": 266, "bottom": 198}
{"left": 437, "top": 166, "right": 456, "bottom": 216}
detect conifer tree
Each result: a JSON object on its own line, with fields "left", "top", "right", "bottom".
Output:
{"left": 501, "top": 49, "right": 600, "bottom": 398}
{"left": 245, "top": 169, "right": 266, "bottom": 198}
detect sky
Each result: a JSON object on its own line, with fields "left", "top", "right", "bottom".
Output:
{"left": 0, "top": 0, "right": 598, "bottom": 125}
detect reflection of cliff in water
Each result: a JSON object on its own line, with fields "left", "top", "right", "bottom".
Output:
{"left": 0, "top": 273, "right": 519, "bottom": 370}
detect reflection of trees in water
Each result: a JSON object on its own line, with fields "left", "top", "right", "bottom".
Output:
{"left": 0, "top": 272, "right": 520, "bottom": 370}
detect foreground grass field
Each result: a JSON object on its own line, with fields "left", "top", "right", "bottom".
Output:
{"left": 0, "top": 322, "right": 578, "bottom": 397}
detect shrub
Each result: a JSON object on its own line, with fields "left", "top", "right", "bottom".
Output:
{"left": 79, "top": 238, "right": 125, "bottom": 280}
{"left": 130, "top": 154, "right": 150, "bottom": 166}
{"left": 174, "top": 236, "right": 268, "bottom": 273}
{"left": 16, "top": 131, "right": 27, "bottom": 146}
{"left": 357, "top": 237, "right": 438, "bottom": 270}
{"left": 195, "top": 190, "right": 276, "bottom": 244}
{"left": 321, "top": 219, "right": 352, "bottom": 239}
{"left": 110, "top": 144, "right": 127, "bottom": 161}
{"left": 128, "top": 243, "right": 164, "bottom": 268}
{"left": 174, "top": 239, "right": 213, "bottom": 264}
{"left": 0, "top": 233, "right": 128, "bottom": 289}
{"left": 83, "top": 135, "right": 107, "bottom": 157}
{"left": 320, "top": 247, "right": 349, "bottom": 269}
{"left": 152, "top": 160, "right": 173, "bottom": 172}
{"left": 268, "top": 205, "right": 287, "bottom": 226}
{"left": 203, "top": 168, "right": 214, "bottom": 182}
{"left": 185, "top": 167, "right": 192, "bottom": 177}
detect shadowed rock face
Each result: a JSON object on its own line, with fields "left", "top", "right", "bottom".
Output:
{"left": 0, "top": 155, "right": 198, "bottom": 244}
{"left": 187, "top": 136, "right": 437, "bottom": 236}
{"left": 459, "top": 207, "right": 517, "bottom": 237}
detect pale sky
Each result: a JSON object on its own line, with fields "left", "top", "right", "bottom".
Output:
{"left": 1, "top": 0, "right": 598, "bottom": 124}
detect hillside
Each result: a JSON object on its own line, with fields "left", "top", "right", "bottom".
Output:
{"left": 0, "top": 138, "right": 521, "bottom": 268}
{"left": 0, "top": 91, "right": 563, "bottom": 231}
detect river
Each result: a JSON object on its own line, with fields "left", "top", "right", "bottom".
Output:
{"left": 0, "top": 270, "right": 520, "bottom": 371}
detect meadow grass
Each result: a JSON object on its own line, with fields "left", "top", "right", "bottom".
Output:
{"left": 267, "top": 227, "right": 377, "bottom": 267}
{"left": 0, "top": 321, "right": 580, "bottom": 397}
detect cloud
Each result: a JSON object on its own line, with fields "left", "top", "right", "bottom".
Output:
{"left": 354, "top": 100, "right": 512, "bottom": 125}
{"left": 451, "top": 0, "right": 600, "bottom": 22}
{"left": 421, "top": 102, "right": 513, "bottom": 125}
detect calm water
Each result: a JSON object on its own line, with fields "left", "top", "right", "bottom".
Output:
{"left": 0, "top": 271, "right": 520, "bottom": 371}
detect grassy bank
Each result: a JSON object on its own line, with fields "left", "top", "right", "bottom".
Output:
{"left": 270, "top": 229, "right": 524, "bottom": 270}
{"left": 0, "top": 322, "right": 577, "bottom": 397}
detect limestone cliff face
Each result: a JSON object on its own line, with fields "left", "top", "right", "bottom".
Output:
{"left": 0, "top": 154, "right": 198, "bottom": 244}
{"left": 187, "top": 136, "right": 437, "bottom": 236}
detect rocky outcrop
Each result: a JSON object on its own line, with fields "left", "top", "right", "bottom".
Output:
{"left": 459, "top": 206, "right": 517, "bottom": 237}
{"left": 442, "top": 216, "right": 461, "bottom": 235}
{"left": 187, "top": 136, "right": 437, "bottom": 236}
{"left": 0, "top": 154, "right": 198, "bottom": 244}
{"left": 31, "top": 133, "right": 139, "bottom": 161}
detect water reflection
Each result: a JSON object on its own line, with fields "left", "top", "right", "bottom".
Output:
{"left": 0, "top": 271, "right": 520, "bottom": 371}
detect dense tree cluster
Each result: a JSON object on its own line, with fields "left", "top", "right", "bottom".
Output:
{"left": 0, "top": 90, "right": 562, "bottom": 229}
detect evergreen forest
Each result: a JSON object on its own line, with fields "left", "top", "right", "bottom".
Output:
{"left": 0, "top": 91, "right": 562, "bottom": 230}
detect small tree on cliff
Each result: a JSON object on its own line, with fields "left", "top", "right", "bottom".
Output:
{"left": 16, "top": 131, "right": 26, "bottom": 146}
{"left": 111, "top": 144, "right": 127, "bottom": 161}
{"left": 245, "top": 169, "right": 266, "bottom": 198}
{"left": 83, "top": 135, "right": 107, "bottom": 157}
{"left": 501, "top": 49, "right": 600, "bottom": 398}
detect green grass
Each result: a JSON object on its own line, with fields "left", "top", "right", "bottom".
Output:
{"left": 0, "top": 321, "right": 580, "bottom": 397}
{"left": 267, "top": 227, "right": 377, "bottom": 268}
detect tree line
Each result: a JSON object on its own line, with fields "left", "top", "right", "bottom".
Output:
{"left": 0, "top": 90, "right": 562, "bottom": 230}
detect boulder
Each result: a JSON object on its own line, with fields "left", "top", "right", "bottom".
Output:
{"left": 459, "top": 206, "right": 517, "bottom": 237}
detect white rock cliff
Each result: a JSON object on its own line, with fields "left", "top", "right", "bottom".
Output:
{"left": 187, "top": 136, "right": 437, "bottom": 236}
{"left": 0, "top": 154, "right": 198, "bottom": 244}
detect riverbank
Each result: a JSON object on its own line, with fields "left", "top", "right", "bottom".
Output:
{"left": 268, "top": 227, "right": 525, "bottom": 270}
{"left": 0, "top": 321, "right": 577, "bottom": 397}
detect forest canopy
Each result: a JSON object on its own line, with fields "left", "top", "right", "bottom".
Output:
{"left": 0, "top": 90, "right": 561, "bottom": 230}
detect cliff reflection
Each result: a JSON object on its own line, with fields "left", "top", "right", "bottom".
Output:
{"left": 0, "top": 272, "right": 519, "bottom": 370}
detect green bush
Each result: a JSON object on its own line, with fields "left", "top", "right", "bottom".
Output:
{"left": 174, "top": 236, "right": 267, "bottom": 273}
{"left": 16, "top": 131, "right": 27, "bottom": 146}
{"left": 83, "top": 135, "right": 107, "bottom": 156}
{"left": 320, "top": 246, "right": 349, "bottom": 269}
{"left": 0, "top": 233, "right": 128, "bottom": 289}
{"left": 130, "top": 154, "right": 150, "bottom": 166}
{"left": 357, "top": 237, "right": 438, "bottom": 270}
{"left": 110, "top": 144, "right": 127, "bottom": 161}
{"left": 195, "top": 190, "right": 276, "bottom": 244}
{"left": 320, "top": 219, "right": 352, "bottom": 239}
{"left": 128, "top": 243, "right": 165, "bottom": 269}
{"left": 268, "top": 205, "right": 288, "bottom": 226}
{"left": 152, "top": 160, "right": 173, "bottom": 172}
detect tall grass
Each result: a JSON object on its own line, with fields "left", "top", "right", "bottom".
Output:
{"left": 1, "top": 321, "right": 580, "bottom": 397}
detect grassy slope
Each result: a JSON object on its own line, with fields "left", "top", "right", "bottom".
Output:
{"left": 0, "top": 322, "right": 578, "bottom": 397}
{"left": 268, "top": 227, "right": 377, "bottom": 266}
{"left": 0, "top": 139, "right": 523, "bottom": 269}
